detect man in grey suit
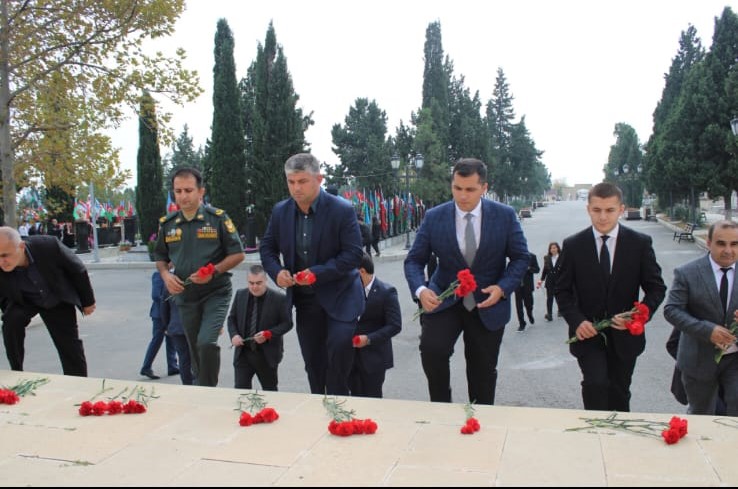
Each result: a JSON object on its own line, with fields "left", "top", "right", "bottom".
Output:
{"left": 227, "top": 265, "right": 293, "bottom": 391}
{"left": 664, "top": 220, "right": 738, "bottom": 415}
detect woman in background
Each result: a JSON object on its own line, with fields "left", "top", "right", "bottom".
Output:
{"left": 537, "top": 242, "right": 562, "bottom": 321}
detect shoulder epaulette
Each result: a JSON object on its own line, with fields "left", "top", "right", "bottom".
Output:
{"left": 204, "top": 205, "right": 225, "bottom": 217}
{"left": 160, "top": 212, "right": 178, "bottom": 224}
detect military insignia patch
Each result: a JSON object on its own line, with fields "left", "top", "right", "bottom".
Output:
{"left": 215, "top": 209, "right": 224, "bottom": 216}
{"left": 225, "top": 219, "right": 236, "bottom": 233}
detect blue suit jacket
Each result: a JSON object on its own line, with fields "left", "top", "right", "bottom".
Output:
{"left": 355, "top": 278, "right": 402, "bottom": 373}
{"left": 404, "top": 199, "right": 530, "bottom": 331}
{"left": 260, "top": 189, "right": 365, "bottom": 322}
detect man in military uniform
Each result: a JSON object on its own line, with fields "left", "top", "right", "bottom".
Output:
{"left": 153, "top": 167, "right": 245, "bottom": 387}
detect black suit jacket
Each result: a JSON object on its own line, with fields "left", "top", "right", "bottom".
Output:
{"left": 355, "top": 278, "right": 402, "bottom": 373}
{"left": 540, "top": 254, "right": 561, "bottom": 290}
{"left": 227, "top": 287, "right": 293, "bottom": 368}
{"left": 517, "top": 253, "right": 540, "bottom": 293}
{"left": 0, "top": 236, "right": 95, "bottom": 311}
{"left": 555, "top": 225, "right": 666, "bottom": 358}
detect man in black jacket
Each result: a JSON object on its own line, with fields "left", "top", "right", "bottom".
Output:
{"left": 0, "top": 226, "right": 96, "bottom": 376}
{"left": 227, "top": 264, "right": 293, "bottom": 390}
{"left": 555, "top": 183, "right": 665, "bottom": 411}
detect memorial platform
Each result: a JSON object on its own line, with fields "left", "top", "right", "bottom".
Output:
{"left": 1, "top": 370, "right": 737, "bottom": 486}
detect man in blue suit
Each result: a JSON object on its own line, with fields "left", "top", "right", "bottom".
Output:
{"left": 260, "top": 153, "right": 365, "bottom": 395}
{"left": 404, "top": 158, "right": 530, "bottom": 405}
{"left": 351, "top": 252, "right": 402, "bottom": 398}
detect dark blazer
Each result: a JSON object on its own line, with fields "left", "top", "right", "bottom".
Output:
{"left": 150, "top": 271, "right": 164, "bottom": 319}
{"left": 227, "top": 287, "right": 293, "bottom": 368}
{"left": 260, "top": 189, "right": 365, "bottom": 322}
{"left": 0, "top": 236, "right": 95, "bottom": 311}
{"left": 663, "top": 254, "right": 737, "bottom": 381}
{"left": 355, "top": 278, "right": 402, "bottom": 373}
{"left": 519, "top": 253, "right": 540, "bottom": 292}
{"left": 540, "top": 254, "right": 561, "bottom": 290}
{"left": 555, "top": 225, "right": 666, "bottom": 358}
{"left": 404, "top": 199, "right": 530, "bottom": 331}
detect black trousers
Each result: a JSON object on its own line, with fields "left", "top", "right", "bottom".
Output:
{"left": 233, "top": 347, "right": 278, "bottom": 391}
{"left": 514, "top": 287, "right": 534, "bottom": 325}
{"left": 575, "top": 333, "right": 638, "bottom": 411}
{"left": 293, "top": 293, "right": 355, "bottom": 395}
{"left": 1, "top": 302, "right": 87, "bottom": 376}
{"left": 544, "top": 287, "right": 557, "bottom": 317}
{"left": 348, "top": 360, "right": 386, "bottom": 398}
{"left": 419, "top": 302, "right": 505, "bottom": 405}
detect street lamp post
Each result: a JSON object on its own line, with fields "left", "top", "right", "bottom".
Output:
{"left": 390, "top": 152, "right": 424, "bottom": 249}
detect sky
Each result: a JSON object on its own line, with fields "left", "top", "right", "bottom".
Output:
{"left": 111, "top": 0, "right": 734, "bottom": 188}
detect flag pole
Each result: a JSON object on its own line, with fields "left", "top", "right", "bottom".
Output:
{"left": 89, "top": 181, "right": 100, "bottom": 263}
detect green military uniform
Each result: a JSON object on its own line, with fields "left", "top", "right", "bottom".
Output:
{"left": 153, "top": 204, "right": 244, "bottom": 387}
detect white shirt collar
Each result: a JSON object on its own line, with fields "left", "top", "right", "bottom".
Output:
{"left": 364, "top": 276, "right": 376, "bottom": 298}
{"left": 455, "top": 200, "right": 482, "bottom": 221}
{"left": 591, "top": 223, "right": 619, "bottom": 241}
{"left": 709, "top": 256, "right": 735, "bottom": 274}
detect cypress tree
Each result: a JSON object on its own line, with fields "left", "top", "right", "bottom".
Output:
{"left": 135, "top": 91, "right": 165, "bottom": 244}
{"left": 241, "top": 22, "right": 312, "bottom": 235}
{"left": 210, "top": 18, "right": 247, "bottom": 231}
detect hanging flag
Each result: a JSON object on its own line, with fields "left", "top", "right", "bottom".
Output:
{"left": 165, "top": 192, "right": 178, "bottom": 213}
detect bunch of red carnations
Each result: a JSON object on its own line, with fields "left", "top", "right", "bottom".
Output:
{"left": 237, "top": 391, "right": 280, "bottom": 427}
{"left": 323, "top": 395, "right": 378, "bottom": 437}
{"left": 567, "top": 301, "right": 650, "bottom": 344}
{"left": 414, "top": 268, "right": 477, "bottom": 320}
{"left": 460, "top": 402, "right": 481, "bottom": 435}
{"left": 662, "top": 416, "right": 688, "bottom": 445}
{"left": 77, "top": 380, "right": 157, "bottom": 416}
{"left": 0, "top": 378, "right": 49, "bottom": 405}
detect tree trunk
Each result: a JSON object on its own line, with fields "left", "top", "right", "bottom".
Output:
{"left": 0, "top": 0, "right": 16, "bottom": 228}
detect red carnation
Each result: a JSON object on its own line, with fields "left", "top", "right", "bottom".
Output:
{"left": 239, "top": 412, "right": 254, "bottom": 426}
{"left": 295, "top": 270, "right": 317, "bottom": 285}
{"left": 352, "top": 335, "right": 361, "bottom": 347}
{"left": 669, "top": 416, "right": 688, "bottom": 438}
{"left": 662, "top": 428, "right": 681, "bottom": 444}
{"left": 262, "top": 330, "right": 273, "bottom": 341}
{"left": 196, "top": 263, "right": 217, "bottom": 279}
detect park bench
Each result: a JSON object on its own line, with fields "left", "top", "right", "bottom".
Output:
{"left": 673, "top": 223, "right": 695, "bottom": 243}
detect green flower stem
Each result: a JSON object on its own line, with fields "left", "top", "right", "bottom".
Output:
{"left": 566, "top": 412, "right": 669, "bottom": 439}
{"left": 323, "top": 395, "right": 355, "bottom": 422}
{"left": 3, "top": 377, "right": 49, "bottom": 397}
{"left": 237, "top": 391, "right": 268, "bottom": 413}
{"left": 715, "top": 321, "right": 738, "bottom": 364}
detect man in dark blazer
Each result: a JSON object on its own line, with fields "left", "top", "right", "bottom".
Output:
{"left": 404, "top": 158, "right": 530, "bottom": 405}
{"left": 260, "top": 153, "right": 365, "bottom": 396}
{"left": 227, "top": 264, "right": 293, "bottom": 391}
{"left": 514, "top": 252, "right": 540, "bottom": 331}
{"left": 555, "top": 182, "right": 666, "bottom": 412}
{"left": 664, "top": 220, "right": 738, "bottom": 415}
{"left": 351, "top": 252, "right": 402, "bottom": 398}
{"left": 0, "top": 226, "right": 96, "bottom": 376}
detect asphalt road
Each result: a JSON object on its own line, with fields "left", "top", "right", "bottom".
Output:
{"left": 1, "top": 200, "right": 705, "bottom": 414}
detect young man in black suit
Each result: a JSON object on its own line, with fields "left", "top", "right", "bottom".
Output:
{"left": 227, "top": 264, "right": 293, "bottom": 391}
{"left": 350, "top": 252, "right": 402, "bottom": 398}
{"left": 0, "top": 226, "right": 96, "bottom": 376}
{"left": 555, "top": 182, "right": 666, "bottom": 411}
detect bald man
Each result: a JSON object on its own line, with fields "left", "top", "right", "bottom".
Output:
{"left": 0, "top": 226, "right": 96, "bottom": 376}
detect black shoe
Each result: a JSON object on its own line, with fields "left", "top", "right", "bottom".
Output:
{"left": 140, "top": 369, "right": 160, "bottom": 380}
{"left": 517, "top": 324, "right": 526, "bottom": 332}
{"left": 545, "top": 314, "right": 552, "bottom": 321}
{"left": 168, "top": 368, "right": 180, "bottom": 376}
{"left": 529, "top": 316, "right": 535, "bottom": 325}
